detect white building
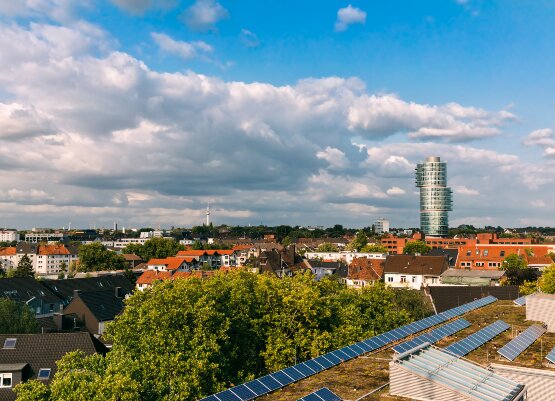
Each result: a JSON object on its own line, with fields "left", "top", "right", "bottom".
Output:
{"left": 25, "top": 232, "right": 67, "bottom": 243}
{"left": 0, "top": 230, "right": 19, "bottom": 243}
{"left": 303, "top": 251, "right": 386, "bottom": 265}
{"left": 383, "top": 255, "right": 448, "bottom": 290}
{"left": 374, "top": 218, "right": 390, "bottom": 234}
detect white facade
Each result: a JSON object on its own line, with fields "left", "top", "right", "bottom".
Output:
{"left": 34, "top": 253, "right": 78, "bottom": 276}
{"left": 384, "top": 272, "right": 440, "bottom": 290}
{"left": 24, "top": 232, "right": 67, "bottom": 243}
{"left": 374, "top": 218, "right": 390, "bottom": 234}
{"left": 304, "top": 251, "right": 386, "bottom": 264}
{"left": 0, "top": 231, "right": 19, "bottom": 242}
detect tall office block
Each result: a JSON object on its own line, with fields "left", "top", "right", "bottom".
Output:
{"left": 415, "top": 156, "right": 453, "bottom": 237}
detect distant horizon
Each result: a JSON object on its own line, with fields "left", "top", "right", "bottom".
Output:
{"left": 0, "top": 1, "right": 554, "bottom": 228}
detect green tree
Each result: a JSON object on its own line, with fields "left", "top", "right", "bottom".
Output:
{"left": 15, "top": 272, "right": 415, "bottom": 401}
{"left": 360, "top": 244, "right": 388, "bottom": 253}
{"left": 14, "top": 254, "right": 34, "bottom": 277}
{"left": 0, "top": 298, "right": 39, "bottom": 334}
{"left": 78, "top": 243, "right": 126, "bottom": 272}
{"left": 281, "top": 236, "right": 292, "bottom": 247}
{"left": 403, "top": 240, "right": 431, "bottom": 255}
{"left": 519, "top": 280, "right": 537, "bottom": 295}
{"left": 501, "top": 254, "right": 536, "bottom": 285}
{"left": 548, "top": 252, "right": 555, "bottom": 263}
{"left": 191, "top": 240, "right": 204, "bottom": 250}
{"left": 539, "top": 265, "right": 555, "bottom": 294}
{"left": 500, "top": 254, "right": 527, "bottom": 271}
{"left": 346, "top": 231, "right": 368, "bottom": 252}
{"left": 317, "top": 243, "right": 338, "bottom": 252}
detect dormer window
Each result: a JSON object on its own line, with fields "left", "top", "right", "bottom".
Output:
{"left": 0, "top": 373, "right": 12, "bottom": 388}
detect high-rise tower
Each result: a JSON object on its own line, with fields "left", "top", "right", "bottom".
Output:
{"left": 206, "top": 203, "right": 211, "bottom": 226}
{"left": 415, "top": 156, "right": 453, "bottom": 237}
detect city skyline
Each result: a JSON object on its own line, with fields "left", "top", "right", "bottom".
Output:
{"left": 0, "top": 1, "right": 554, "bottom": 228}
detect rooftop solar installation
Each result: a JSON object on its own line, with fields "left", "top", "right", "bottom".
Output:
{"left": 546, "top": 346, "right": 555, "bottom": 364}
{"left": 498, "top": 324, "right": 546, "bottom": 361}
{"left": 394, "top": 344, "right": 525, "bottom": 401}
{"left": 295, "top": 388, "right": 341, "bottom": 401}
{"left": 513, "top": 296, "right": 527, "bottom": 306}
{"left": 444, "top": 320, "right": 510, "bottom": 357}
{"left": 392, "top": 318, "right": 471, "bottom": 354}
{"left": 198, "top": 295, "right": 497, "bottom": 401}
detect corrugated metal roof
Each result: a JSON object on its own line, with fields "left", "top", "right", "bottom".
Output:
{"left": 393, "top": 344, "right": 525, "bottom": 401}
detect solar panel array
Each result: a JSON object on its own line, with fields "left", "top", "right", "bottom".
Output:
{"left": 199, "top": 295, "right": 497, "bottom": 401}
{"left": 546, "top": 347, "right": 555, "bottom": 364}
{"left": 295, "top": 388, "right": 341, "bottom": 401}
{"left": 444, "top": 320, "right": 510, "bottom": 357}
{"left": 498, "top": 324, "right": 546, "bottom": 361}
{"left": 392, "top": 318, "right": 471, "bottom": 354}
{"left": 513, "top": 296, "right": 527, "bottom": 306}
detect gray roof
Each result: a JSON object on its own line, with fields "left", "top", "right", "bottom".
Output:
{"left": 42, "top": 276, "right": 134, "bottom": 304}
{"left": 0, "top": 277, "right": 61, "bottom": 304}
{"left": 76, "top": 290, "right": 125, "bottom": 322}
{"left": 441, "top": 269, "right": 505, "bottom": 279}
{"left": 15, "top": 242, "right": 38, "bottom": 255}
{"left": 394, "top": 344, "right": 525, "bottom": 401}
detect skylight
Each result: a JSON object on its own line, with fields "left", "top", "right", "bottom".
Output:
{"left": 37, "top": 368, "right": 51, "bottom": 380}
{"left": 3, "top": 338, "right": 16, "bottom": 349}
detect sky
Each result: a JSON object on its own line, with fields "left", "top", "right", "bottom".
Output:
{"left": 0, "top": 0, "right": 554, "bottom": 229}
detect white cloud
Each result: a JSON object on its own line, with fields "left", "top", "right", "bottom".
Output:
{"left": 531, "top": 200, "right": 546, "bottom": 208}
{"left": 386, "top": 187, "right": 406, "bottom": 196}
{"left": 182, "top": 0, "right": 229, "bottom": 32}
{"left": 151, "top": 32, "right": 213, "bottom": 60}
{"left": 240, "top": 29, "right": 260, "bottom": 48}
{"left": 523, "top": 128, "right": 555, "bottom": 158}
{"left": 454, "top": 185, "right": 479, "bottom": 196}
{"left": 335, "top": 5, "right": 367, "bottom": 32}
{"left": 110, "top": 0, "right": 177, "bottom": 15}
{"left": 316, "top": 147, "right": 349, "bottom": 169}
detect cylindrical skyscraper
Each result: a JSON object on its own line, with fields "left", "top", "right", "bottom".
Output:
{"left": 415, "top": 156, "right": 453, "bottom": 237}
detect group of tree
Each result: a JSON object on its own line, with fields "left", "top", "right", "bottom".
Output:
{"left": 345, "top": 231, "right": 368, "bottom": 252}
{"left": 14, "top": 271, "right": 427, "bottom": 401}
{"left": 402, "top": 240, "right": 431, "bottom": 255}
{"left": 500, "top": 254, "right": 537, "bottom": 286}
{"left": 519, "top": 264, "right": 555, "bottom": 295}
{"left": 122, "top": 237, "right": 185, "bottom": 261}
{"left": 0, "top": 255, "right": 35, "bottom": 278}
{"left": 78, "top": 243, "right": 127, "bottom": 272}
{"left": 0, "top": 298, "right": 39, "bottom": 334}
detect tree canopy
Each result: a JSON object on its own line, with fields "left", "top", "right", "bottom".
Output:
{"left": 360, "top": 244, "right": 388, "bottom": 254}
{"left": 0, "top": 298, "right": 39, "bottom": 334}
{"left": 346, "top": 231, "right": 368, "bottom": 252}
{"left": 501, "top": 254, "right": 536, "bottom": 285}
{"left": 402, "top": 240, "right": 431, "bottom": 255}
{"left": 78, "top": 243, "right": 126, "bottom": 272}
{"left": 122, "top": 238, "right": 185, "bottom": 261}
{"left": 15, "top": 271, "right": 415, "bottom": 401}
{"left": 316, "top": 243, "right": 338, "bottom": 252}
{"left": 539, "top": 264, "right": 555, "bottom": 294}
{"left": 14, "top": 255, "right": 34, "bottom": 277}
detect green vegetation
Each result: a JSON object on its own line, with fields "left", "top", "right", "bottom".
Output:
{"left": 78, "top": 243, "right": 126, "bottom": 272}
{"left": 539, "top": 264, "right": 555, "bottom": 294}
{"left": 519, "top": 280, "right": 537, "bottom": 295}
{"left": 14, "top": 255, "right": 34, "bottom": 277}
{"left": 346, "top": 231, "right": 368, "bottom": 252}
{"left": 15, "top": 271, "right": 414, "bottom": 401}
{"left": 0, "top": 298, "right": 39, "bottom": 334}
{"left": 501, "top": 254, "right": 536, "bottom": 285}
{"left": 122, "top": 237, "right": 185, "bottom": 261}
{"left": 360, "top": 244, "right": 388, "bottom": 254}
{"left": 402, "top": 240, "right": 431, "bottom": 255}
{"left": 316, "top": 243, "right": 338, "bottom": 252}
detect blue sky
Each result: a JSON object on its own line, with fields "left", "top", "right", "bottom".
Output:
{"left": 0, "top": 0, "right": 553, "bottom": 229}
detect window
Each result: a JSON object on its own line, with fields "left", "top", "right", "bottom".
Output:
{"left": 387, "top": 276, "right": 393, "bottom": 282}
{"left": 0, "top": 373, "right": 12, "bottom": 388}
{"left": 483, "top": 250, "right": 489, "bottom": 256}
{"left": 3, "top": 338, "right": 16, "bottom": 349}
{"left": 400, "top": 276, "right": 407, "bottom": 283}
{"left": 412, "top": 276, "right": 417, "bottom": 283}
{"left": 37, "top": 368, "right": 51, "bottom": 380}
{"left": 500, "top": 251, "right": 505, "bottom": 257}
{"left": 466, "top": 250, "right": 471, "bottom": 256}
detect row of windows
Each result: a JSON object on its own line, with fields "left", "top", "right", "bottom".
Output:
{"left": 465, "top": 249, "right": 505, "bottom": 257}
{"left": 460, "top": 261, "right": 501, "bottom": 268}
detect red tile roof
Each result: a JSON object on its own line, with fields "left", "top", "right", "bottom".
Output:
{"left": 136, "top": 270, "right": 172, "bottom": 285}
{"left": 0, "top": 247, "right": 16, "bottom": 256}
{"left": 146, "top": 257, "right": 195, "bottom": 271}
{"left": 38, "top": 245, "right": 71, "bottom": 255}
{"left": 348, "top": 257, "right": 384, "bottom": 281}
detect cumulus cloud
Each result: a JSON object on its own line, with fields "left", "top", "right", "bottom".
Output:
{"left": 523, "top": 128, "right": 555, "bottom": 158}
{"left": 454, "top": 185, "right": 479, "bottom": 196}
{"left": 182, "top": 0, "right": 229, "bottom": 32}
{"left": 0, "top": 18, "right": 551, "bottom": 228}
{"left": 110, "top": 0, "right": 177, "bottom": 15}
{"left": 151, "top": 32, "right": 212, "bottom": 60}
{"left": 335, "top": 5, "right": 367, "bottom": 32}
{"left": 531, "top": 200, "right": 546, "bottom": 208}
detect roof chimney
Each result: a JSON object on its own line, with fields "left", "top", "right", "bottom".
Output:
{"left": 73, "top": 289, "right": 81, "bottom": 299}
{"left": 114, "top": 287, "right": 122, "bottom": 298}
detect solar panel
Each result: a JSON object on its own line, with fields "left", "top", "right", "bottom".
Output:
{"left": 513, "top": 296, "right": 527, "bottom": 306}
{"left": 498, "top": 324, "right": 546, "bottom": 361}
{"left": 444, "top": 320, "right": 510, "bottom": 357}
{"left": 296, "top": 387, "right": 341, "bottom": 401}
{"left": 393, "top": 319, "right": 471, "bottom": 354}
{"left": 546, "top": 346, "right": 555, "bottom": 364}
{"left": 198, "top": 295, "right": 497, "bottom": 401}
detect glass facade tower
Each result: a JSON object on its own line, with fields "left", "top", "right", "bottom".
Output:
{"left": 415, "top": 156, "right": 453, "bottom": 237}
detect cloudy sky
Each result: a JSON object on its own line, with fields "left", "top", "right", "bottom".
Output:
{"left": 0, "top": 0, "right": 554, "bottom": 229}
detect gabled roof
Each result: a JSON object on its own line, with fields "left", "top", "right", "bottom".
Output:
{"left": 15, "top": 242, "right": 38, "bottom": 255}
{"left": 38, "top": 245, "right": 71, "bottom": 255}
{"left": 527, "top": 255, "right": 553, "bottom": 265}
{"left": 74, "top": 290, "right": 125, "bottom": 322}
{"left": 42, "top": 276, "right": 134, "bottom": 302}
{"left": 0, "top": 277, "right": 61, "bottom": 304}
{"left": 425, "top": 248, "right": 459, "bottom": 267}
{"left": 384, "top": 255, "right": 448, "bottom": 276}
{"left": 147, "top": 257, "right": 194, "bottom": 271}
{"left": 176, "top": 250, "right": 209, "bottom": 257}
{"left": 0, "top": 333, "right": 107, "bottom": 383}
{"left": 348, "top": 257, "right": 384, "bottom": 281}
{"left": 136, "top": 270, "right": 172, "bottom": 285}
{"left": 122, "top": 253, "right": 142, "bottom": 261}
{"left": 0, "top": 247, "right": 16, "bottom": 256}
